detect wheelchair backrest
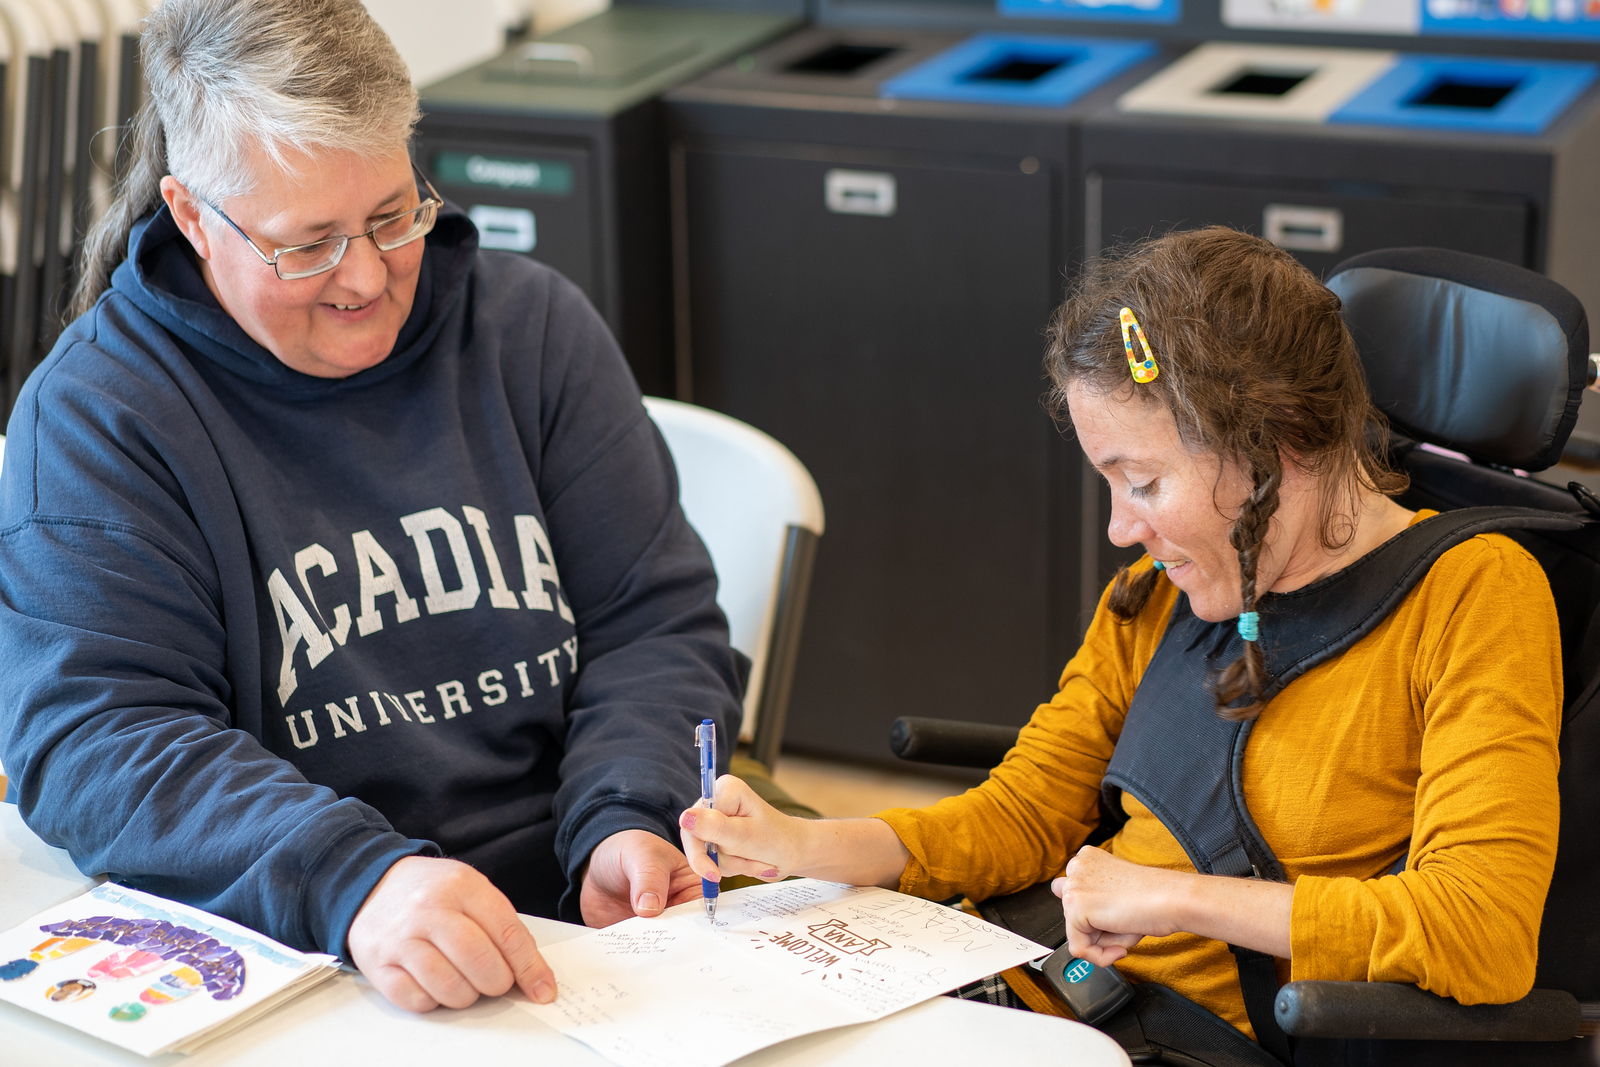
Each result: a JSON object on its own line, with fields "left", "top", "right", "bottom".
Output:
{"left": 1327, "top": 249, "right": 1600, "bottom": 1001}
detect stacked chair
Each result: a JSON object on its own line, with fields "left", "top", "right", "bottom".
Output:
{"left": 0, "top": 0, "right": 148, "bottom": 423}
{"left": 2, "top": 0, "right": 50, "bottom": 414}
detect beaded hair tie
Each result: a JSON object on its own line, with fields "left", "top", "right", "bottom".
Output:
{"left": 1237, "top": 611, "right": 1260, "bottom": 643}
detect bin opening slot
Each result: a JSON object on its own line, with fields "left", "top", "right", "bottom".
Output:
{"left": 788, "top": 44, "right": 899, "bottom": 75}
{"left": 963, "top": 53, "right": 1073, "bottom": 84}
{"left": 1212, "top": 69, "right": 1313, "bottom": 97}
{"left": 1406, "top": 77, "right": 1520, "bottom": 110}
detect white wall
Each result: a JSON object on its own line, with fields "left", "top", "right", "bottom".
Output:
{"left": 363, "top": 0, "right": 618, "bottom": 86}
{"left": 533, "top": 0, "right": 610, "bottom": 35}
{"left": 362, "top": 0, "right": 533, "bottom": 86}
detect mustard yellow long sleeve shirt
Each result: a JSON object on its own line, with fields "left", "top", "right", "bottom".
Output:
{"left": 878, "top": 515, "right": 1562, "bottom": 1038}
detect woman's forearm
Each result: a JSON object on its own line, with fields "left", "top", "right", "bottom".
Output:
{"left": 792, "top": 817, "right": 912, "bottom": 889}
{"left": 1173, "top": 873, "right": 1293, "bottom": 958}
{"left": 679, "top": 778, "right": 913, "bottom": 889}
{"left": 1058, "top": 845, "right": 1294, "bottom": 965}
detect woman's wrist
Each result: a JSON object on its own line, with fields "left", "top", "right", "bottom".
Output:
{"left": 790, "top": 817, "right": 910, "bottom": 888}
{"left": 1168, "top": 870, "right": 1294, "bottom": 958}
{"left": 785, "top": 811, "right": 826, "bottom": 877}
{"left": 788, "top": 816, "right": 860, "bottom": 882}
{"left": 1163, "top": 868, "right": 1206, "bottom": 936}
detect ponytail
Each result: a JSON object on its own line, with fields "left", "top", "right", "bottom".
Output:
{"left": 71, "top": 105, "right": 167, "bottom": 319}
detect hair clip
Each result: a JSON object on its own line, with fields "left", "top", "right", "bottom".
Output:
{"left": 1120, "top": 308, "right": 1159, "bottom": 384}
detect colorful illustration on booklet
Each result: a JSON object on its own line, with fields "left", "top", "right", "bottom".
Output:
{"left": 45, "top": 978, "right": 97, "bottom": 1003}
{"left": 33, "top": 916, "right": 248, "bottom": 999}
{"left": 89, "top": 950, "right": 165, "bottom": 982}
{"left": 111, "top": 964, "right": 206, "bottom": 1024}
{"left": 0, "top": 885, "right": 343, "bottom": 1059}
{"left": 0, "top": 958, "right": 39, "bottom": 981}
{"left": 0, "top": 936, "right": 101, "bottom": 982}
{"left": 140, "top": 966, "right": 205, "bottom": 1006}
{"left": 2, "top": 915, "right": 249, "bottom": 1024}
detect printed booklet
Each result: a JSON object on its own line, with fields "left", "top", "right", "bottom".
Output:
{"left": 0, "top": 883, "right": 341, "bottom": 1056}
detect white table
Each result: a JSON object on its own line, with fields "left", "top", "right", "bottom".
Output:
{"left": 0, "top": 804, "right": 1130, "bottom": 1066}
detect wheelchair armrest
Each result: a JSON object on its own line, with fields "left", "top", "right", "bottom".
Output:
{"left": 888, "top": 717, "right": 1018, "bottom": 768}
{"left": 1275, "top": 981, "right": 1586, "bottom": 1042}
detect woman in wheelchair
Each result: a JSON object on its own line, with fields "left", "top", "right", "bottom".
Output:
{"left": 678, "top": 227, "right": 1562, "bottom": 1057}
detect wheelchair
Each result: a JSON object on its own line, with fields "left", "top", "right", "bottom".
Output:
{"left": 891, "top": 247, "right": 1600, "bottom": 1066}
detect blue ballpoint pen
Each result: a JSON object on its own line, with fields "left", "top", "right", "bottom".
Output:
{"left": 696, "top": 719, "right": 719, "bottom": 923}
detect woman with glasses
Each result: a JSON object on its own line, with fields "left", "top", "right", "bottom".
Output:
{"left": 0, "top": 0, "right": 743, "bottom": 1014}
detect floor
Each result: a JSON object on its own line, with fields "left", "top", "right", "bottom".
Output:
{"left": 769, "top": 753, "right": 975, "bottom": 818}
{"left": 1546, "top": 459, "right": 1600, "bottom": 496}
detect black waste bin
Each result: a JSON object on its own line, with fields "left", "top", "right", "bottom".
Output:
{"left": 1083, "top": 43, "right": 1600, "bottom": 439}
{"left": 667, "top": 28, "right": 1161, "bottom": 765}
{"left": 416, "top": 6, "right": 800, "bottom": 396}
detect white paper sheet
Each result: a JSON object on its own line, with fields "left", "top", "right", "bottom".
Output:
{"left": 0, "top": 884, "right": 340, "bottom": 1057}
{"left": 519, "top": 881, "right": 1050, "bottom": 1067}
{"left": 522, "top": 920, "right": 857, "bottom": 1067}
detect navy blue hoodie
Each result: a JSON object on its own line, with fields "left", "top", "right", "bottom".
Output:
{"left": 0, "top": 205, "right": 743, "bottom": 957}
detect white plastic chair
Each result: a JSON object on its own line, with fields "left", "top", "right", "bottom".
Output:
{"left": 643, "top": 398, "right": 824, "bottom": 769}
{"left": 1, "top": 433, "right": 6, "bottom": 795}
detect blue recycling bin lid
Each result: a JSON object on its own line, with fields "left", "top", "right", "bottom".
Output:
{"left": 1329, "top": 55, "right": 1598, "bottom": 135}
{"left": 880, "top": 33, "right": 1157, "bottom": 109}
{"left": 998, "top": 0, "right": 1181, "bottom": 24}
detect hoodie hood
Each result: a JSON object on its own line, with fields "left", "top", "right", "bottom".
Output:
{"left": 109, "top": 203, "right": 479, "bottom": 397}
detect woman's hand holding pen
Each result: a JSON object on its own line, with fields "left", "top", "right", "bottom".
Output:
{"left": 677, "top": 775, "right": 913, "bottom": 890}
{"left": 679, "top": 775, "right": 802, "bottom": 881}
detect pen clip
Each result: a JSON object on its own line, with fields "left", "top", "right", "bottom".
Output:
{"left": 696, "top": 720, "right": 717, "bottom": 805}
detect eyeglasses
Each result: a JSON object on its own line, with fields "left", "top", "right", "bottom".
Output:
{"left": 202, "top": 165, "right": 444, "bottom": 281}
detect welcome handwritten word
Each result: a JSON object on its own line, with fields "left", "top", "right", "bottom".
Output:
{"left": 760, "top": 929, "right": 841, "bottom": 968}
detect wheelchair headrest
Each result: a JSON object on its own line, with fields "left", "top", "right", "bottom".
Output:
{"left": 1325, "top": 248, "right": 1589, "bottom": 472}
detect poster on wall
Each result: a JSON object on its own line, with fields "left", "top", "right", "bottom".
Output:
{"left": 1420, "top": 0, "right": 1600, "bottom": 39}
{"left": 1222, "top": 0, "right": 1421, "bottom": 34}
{"left": 1000, "top": 0, "right": 1182, "bottom": 25}
{"left": 1223, "top": 0, "right": 1600, "bottom": 37}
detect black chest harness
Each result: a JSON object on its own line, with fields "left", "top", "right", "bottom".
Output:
{"left": 983, "top": 506, "right": 1580, "bottom": 1065}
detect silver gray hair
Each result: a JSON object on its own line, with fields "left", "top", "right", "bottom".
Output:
{"left": 74, "top": 0, "right": 419, "bottom": 316}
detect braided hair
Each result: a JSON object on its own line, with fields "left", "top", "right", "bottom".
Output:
{"left": 1045, "top": 227, "right": 1407, "bottom": 721}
